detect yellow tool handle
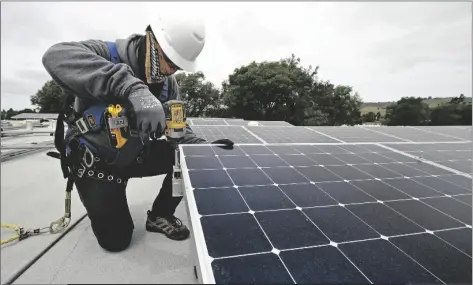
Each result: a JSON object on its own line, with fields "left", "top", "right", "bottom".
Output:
{"left": 108, "top": 104, "right": 127, "bottom": 148}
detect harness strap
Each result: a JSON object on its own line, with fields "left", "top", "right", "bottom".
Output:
{"left": 106, "top": 42, "right": 121, "bottom": 64}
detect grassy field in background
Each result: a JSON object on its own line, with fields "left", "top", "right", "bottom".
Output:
{"left": 361, "top": 97, "right": 472, "bottom": 115}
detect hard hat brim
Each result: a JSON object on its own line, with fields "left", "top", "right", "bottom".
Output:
{"left": 152, "top": 26, "right": 197, "bottom": 72}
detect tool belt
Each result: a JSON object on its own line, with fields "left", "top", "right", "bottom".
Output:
{"left": 50, "top": 95, "right": 144, "bottom": 185}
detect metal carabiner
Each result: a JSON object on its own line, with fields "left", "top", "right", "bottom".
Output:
{"left": 49, "top": 191, "right": 72, "bottom": 234}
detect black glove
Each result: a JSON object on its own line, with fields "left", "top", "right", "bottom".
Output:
{"left": 127, "top": 89, "right": 166, "bottom": 143}
{"left": 211, "top": 139, "right": 234, "bottom": 150}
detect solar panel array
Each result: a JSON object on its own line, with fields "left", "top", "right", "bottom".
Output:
{"left": 179, "top": 123, "right": 471, "bottom": 284}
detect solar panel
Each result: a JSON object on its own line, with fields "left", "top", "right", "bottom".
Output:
{"left": 246, "top": 126, "right": 339, "bottom": 143}
{"left": 366, "top": 126, "right": 467, "bottom": 142}
{"left": 308, "top": 126, "right": 406, "bottom": 143}
{"left": 180, "top": 143, "right": 472, "bottom": 284}
{"left": 385, "top": 142, "right": 472, "bottom": 174}
{"left": 415, "top": 126, "right": 471, "bottom": 141}
{"left": 189, "top": 126, "right": 263, "bottom": 143}
{"left": 190, "top": 119, "right": 228, "bottom": 126}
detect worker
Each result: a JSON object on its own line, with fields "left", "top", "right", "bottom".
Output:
{"left": 41, "top": 16, "right": 233, "bottom": 252}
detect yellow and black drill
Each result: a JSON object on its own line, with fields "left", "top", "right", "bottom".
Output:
{"left": 162, "top": 100, "right": 187, "bottom": 197}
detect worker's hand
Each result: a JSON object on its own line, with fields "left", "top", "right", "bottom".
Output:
{"left": 211, "top": 139, "right": 234, "bottom": 150}
{"left": 127, "top": 89, "right": 166, "bottom": 143}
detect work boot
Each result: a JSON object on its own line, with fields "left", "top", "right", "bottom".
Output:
{"left": 145, "top": 210, "right": 190, "bottom": 241}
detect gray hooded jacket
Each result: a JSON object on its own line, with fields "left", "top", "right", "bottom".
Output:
{"left": 42, "top": 34, "right": 205, "bottom": 145}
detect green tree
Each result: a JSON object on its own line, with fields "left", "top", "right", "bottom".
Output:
{"left": 430, "top": 94, "right": 471, "bottom": 125}
{"left": 223, "top": 54, "right": 317, "bottom": 125}
{"left": 30, "top": 79, "right": 66, "bottom": 113}
{"left": 5, "top": 108, "right": 18, "bottom": 119}
{"left": 384, "top": 97, "right": 430, "bottom": 126}
{"left": 308, "top": 80, "right": 362, "bottom": 126}
{"left": 175, "top": 72, "right": 223, "bottom": 117}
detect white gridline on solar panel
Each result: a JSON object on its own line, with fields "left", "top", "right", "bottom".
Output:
{"left": 182, "top": 144, "right": 472, "bottom": 284}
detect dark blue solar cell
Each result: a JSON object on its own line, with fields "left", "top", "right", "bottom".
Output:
{"left": 453, "top": 194, "right": 472, "bottom": 206}
{"left": 280, "top": 246, "right": 369, "bottom": 284}
{"left": 185, "top": 156, "right": 221, "bottom": 170}
{"left": 305, "top": 153, "right": 344, "bottom": 165}
{"left": 346, "top": 203, "right": 424, "bottom": 236}
{"left": 350, "top": 180, "right": 410, "bottom": 201}
{"left": 385, "top": 200, "right": 464, "bottom": 231}
{"left": 249, "top": 155, "right": 288, "bottom": 167}
{"left": 330, "top": 153, "right": 370, "bottom": 164}
{"left": 194, "top": 188, "right": 249, "bottom": 215}
{"left": 390, "top": 233, "right": 472, "bottom": 284}
{"left": 266, "top": 146, "right": 300, "bottom": 155}
{"left": 356, "top": 152, "right": 397, "bottom": 163}
{"left": 412, "top": 176, "right": 470, "bottom": 195}
{"left": 440, "top": 175, "right": 472, "bottom": 190}
{"left": 304, "top": 206, "right": 379, "bottom": 243}
{"left": 339, "top": 239, "right": 441, "bottom": 284}
{"left": 421, "top": 197, "right": 472, "bottom": 225}
{"left": 278, "top": 183, "right": 338, "bottom": 207}
{"left": 407, "top": 162, "right": 453, "bottom": 176}
{"left": 212, "top": 253, "right": 293, "bottom": 284}
{"left": 218, "top": 155, "right": 257, "bottom": 168}
{"left": 262, "top": 167, "right": 308, "bottom": 184}
{"left": 383, "top": 178, "right": 443, "bottom": 198}
{"left": 291, "top": 145, "right": 322, "bottom": 154}
{"left": 239, "top": 145, "right": 273, "bottom": 155}
{"left": 312, "top": 145, "right": 351, "bottom": 154}
{"left": 182, "top": 145, "right": 214, "bottom": 156}
{"left": 238, "top": 185, "right": 294, "bottom": 211}
{"left": 254, "top": 210, "right": 329, "bottom": 250}
{"left": 226, "top": 168, "right": 273, "bottom": 187}
{"left": 324, "top": 165, "right": 373, "bottom": 181}
{"left": 188, "top": 169, "right": 233, "bottom": 189}
{"left": 278, "top": 154, "right": 317, "bottom": 167}
{"left": 353, "top": 164, "right": 403, "bottom": 179}
{"left": 434, "top": 228, "right": 472, "bottom": 256}
{"left": 295, "top": 166, "right": 341, "bottom": 182}
{"left": 316, "top": 182, "right": 376, "bottom": 204}
{"left": 201, "top": 213, "right": 272, "bottom": 258}
{"left": 379, "top": 162, "right": 430, "bottom": 177}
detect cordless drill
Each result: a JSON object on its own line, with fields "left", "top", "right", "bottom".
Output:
{"left": 162, "top": 100, "right": 187, "bottom": 194}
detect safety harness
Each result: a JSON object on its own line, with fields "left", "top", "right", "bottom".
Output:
{"left": 48, "top": 42, "right": 131, "bottom": 184}
{"left": 2, "top": 42, "right": 136, "bottom": 246}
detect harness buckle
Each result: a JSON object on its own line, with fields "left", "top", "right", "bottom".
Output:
{"left": 75, "top": 118, "right": 89, "bottom": 134}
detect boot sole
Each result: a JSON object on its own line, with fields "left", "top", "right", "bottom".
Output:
{"left": 146, "top": 224, "right": 190, "bottom": 241}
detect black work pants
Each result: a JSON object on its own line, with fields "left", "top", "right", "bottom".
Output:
{"left": 72, "top": 139, "right": 182, "bottom": 252}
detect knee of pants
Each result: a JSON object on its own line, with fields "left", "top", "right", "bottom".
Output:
{"left": 95, "top": 226, "right": 134, "bottom": 253}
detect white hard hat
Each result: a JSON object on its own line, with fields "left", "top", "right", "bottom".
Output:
{"left": 149, "top": 15, "right": 206, "bottom": 72}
